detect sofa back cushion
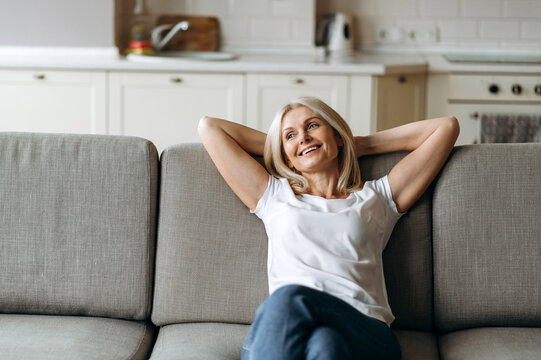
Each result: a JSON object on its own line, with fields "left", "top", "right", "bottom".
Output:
{"left": 359, "top": 152, "right": 434, "bottom": 331}
{"left": 152, "top": 144, "right": 268, "bottom": 326}
{"left": 433, "top": 144, "right": 541, "bottom": 332}
{"left": 0, "top": 133, "right": 158, "bottom": 320}
{"left": 153, "top": 144, "right": 434, "bottom": 331}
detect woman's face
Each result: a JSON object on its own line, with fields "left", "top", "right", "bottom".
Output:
{"left": 281, "top": 106, "right": 342, "bottom": 175}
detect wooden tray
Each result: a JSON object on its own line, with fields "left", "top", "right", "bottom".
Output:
{"left": 156, "top": 15, "right": 219, "bottom": 52}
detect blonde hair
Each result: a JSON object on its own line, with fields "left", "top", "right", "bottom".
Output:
{"left": 263, "top": 96, "right": 362, "bottom": 195}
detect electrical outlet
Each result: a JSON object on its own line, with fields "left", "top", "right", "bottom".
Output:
{"left": 404, "top": 26, "right": 439, "bottom": 44}
{"left": 375, "top": 26, "right": 405, "bottom": 44}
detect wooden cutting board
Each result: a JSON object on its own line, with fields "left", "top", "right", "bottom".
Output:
{"left": 156, "top": 15, "right": 219, "bottom": 52}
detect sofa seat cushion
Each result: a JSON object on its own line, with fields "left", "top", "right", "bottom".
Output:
{"left": 0, "top": 314, "right": 155, "bottom": 360}
{"left": 394, "top": 330, "right": 439, "bottom": 360}
{"left": 148, "top": 322, "right": 439, "bottom": 360}
{"left": 150, "top": 322, "right": 248, "bottom": 360}
{"left": 439, "top": 327, "right": 541, "bottom": 360}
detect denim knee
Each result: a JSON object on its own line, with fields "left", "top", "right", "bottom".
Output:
{"left": 257, "top": 285, "right": 311, "bottom": 315}
{"left": 241, "top": 326, "right": 252, "bottom": 360}
{"left": 305, "top": 326, "right": 351, "bottom": 360}
{"left": 272, "top": 284, "right": 311, "bottom": 300}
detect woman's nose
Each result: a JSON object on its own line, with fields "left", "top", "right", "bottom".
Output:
{"left": 298, "top": 131, "right": 311, "bottom": 143}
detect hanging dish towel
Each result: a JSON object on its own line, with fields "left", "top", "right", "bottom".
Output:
{"left": 481, "top": 113, "right": 541, "bottom": 143}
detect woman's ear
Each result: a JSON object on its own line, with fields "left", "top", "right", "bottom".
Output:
{"left": 334, "top": 130, "right": 344, "bottom": 147}
{"left": 283, "top": 152, "right": 293, "bottom": 169}
{"left": 286, "top": 158, "right": 293, "bottom": 169}
{"left": 336, "top": 135, "right": 344, "bottom": 155}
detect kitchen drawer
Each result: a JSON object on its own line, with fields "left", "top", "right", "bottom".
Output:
{"left": 0, "top": 69, "right": 94, "bottom": 84}
{"left": 109, "top": 71, "right": 243, "bottom": 88}
{"left": 0, "top": 69, "right": 107, "bottom": 134}
{"left": 108, "top": 71, "right": 244, "bottom": 152}
{"left": 246, "top": 73, "right": 349, "bottom": 132}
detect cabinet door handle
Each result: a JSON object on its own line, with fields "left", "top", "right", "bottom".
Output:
{"left": 170, "top": 77, "right": 183, "bottom": 83}
{"left": 292, "top": 78, "right": 304, "bottom": 84}
{"left": 34, "top": 74, "right": 46, "bottom": 80}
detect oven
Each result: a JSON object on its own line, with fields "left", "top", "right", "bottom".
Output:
{"left": 434, "top": 73, "right": 541, "bottom": 146}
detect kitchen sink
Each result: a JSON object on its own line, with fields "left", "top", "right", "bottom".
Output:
{"left": 126, "top": 51, "right": 237, "bottom": 62}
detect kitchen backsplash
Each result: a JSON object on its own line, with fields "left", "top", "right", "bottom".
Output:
{"left": 317, "top": 0, "right": 541, "bottom": 51}
{"left": 115, "top": 0, "right": 541, "bottom": 53}
{"left": 116, "top": 0, "right": 315, "bottom": 52}
{"left": 4, "top": 0, "right": 534, "bottom": 51}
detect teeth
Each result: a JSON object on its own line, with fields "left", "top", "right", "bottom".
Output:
{"left": 301, "top": 146, "right": 318, "bottom": 156}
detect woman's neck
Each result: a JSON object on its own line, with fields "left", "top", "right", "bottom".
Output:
{"left": 302, "top": 170, "right": 347, "bottom": 199}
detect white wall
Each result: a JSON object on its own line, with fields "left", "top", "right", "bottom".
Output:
{"left": 3, "top": 0, "right": 539, "bottom": 51}
{"left": 195, "top": 0, "right": 315, "bottom": 49}
{"left": 0, "top": 0, "right": 114, "bottom": 47}
{"left": 317, "top": 0, "right": 541, "bottom": 50}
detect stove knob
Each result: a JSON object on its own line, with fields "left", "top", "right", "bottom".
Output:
{"left": 511, "top": 84, "right": 522, "bottom": 95}
{"left": 535, "top": 84, "right": 541, "bottom": 96}
{"left": 488, "top": 84, "right": 499, "bottom": 94}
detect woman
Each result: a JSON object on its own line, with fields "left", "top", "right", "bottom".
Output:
{"left": 198, "top": 97, "right": 459, "bottom": 360}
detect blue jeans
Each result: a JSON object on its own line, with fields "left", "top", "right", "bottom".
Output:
{"left": 241, "top": 285, "right": 401, "bottom": 360}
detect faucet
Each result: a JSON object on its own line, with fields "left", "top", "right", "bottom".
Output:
{"left": 151, "top": 21, "right": 190, "bottom": 52}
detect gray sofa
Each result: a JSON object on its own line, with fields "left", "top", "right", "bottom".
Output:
{"left": 1, "top": 132, "right": 540, "bottom": 360}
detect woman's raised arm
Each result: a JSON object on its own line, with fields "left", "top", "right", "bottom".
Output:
{"left": 354, "top": 117, "right": 460, "bottom": 213}
{"left": 198, "top": 116, "right": 269, "bottom": 211}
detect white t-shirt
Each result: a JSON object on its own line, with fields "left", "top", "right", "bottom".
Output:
{"left": 251, "top": 175, "right": 404, "bottom": 326}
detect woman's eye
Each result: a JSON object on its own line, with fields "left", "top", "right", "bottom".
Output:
{"left": 308, "top": 123, "right": 318, "bottom": 129}
{"left": 286, "top": 133, "right": 294, "bottom": 140}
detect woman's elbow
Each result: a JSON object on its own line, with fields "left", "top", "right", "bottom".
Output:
{"left": 198, "top": 115, "right": 215, "bottom": 136}
{"left": 448, "top": 116, "right": 459, "bottom": 129}
{"left": 445, "top": 116, "right": 460, "bottom": 139}
{"left": 198, "top": 115, "right": 210, "bottom": 129}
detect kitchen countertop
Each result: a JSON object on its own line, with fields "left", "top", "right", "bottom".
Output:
{"left": 0, "top": 49, "right": 427, "bottom": 75}
{"left": 123, "top": 52, "right": 430, "bottom": 75}
{"left": 1, "top": 47, "right": 541, "bottom": 75}
{"left": 425, "top": 54, "right": 541, "bottom": 74}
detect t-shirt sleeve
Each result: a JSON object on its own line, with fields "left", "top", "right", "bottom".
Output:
{"left": 250, "top": 175, "right": 281, "bottom": 219}
{"left": 368, "top": 175, "right": 405, "bottom": 251}
{"left": 372, "top": 175, "right": 406, "bottom": 221}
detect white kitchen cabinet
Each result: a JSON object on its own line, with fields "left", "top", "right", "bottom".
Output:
{"left": 246, "top": 73, "right": 425, "bottom": 138}
{"left": 349, "top": 75, "right": 375, "bottom": 136}
{"left": 372, "top": 74, "right": 426, "bottom": 132}
{"left": 109, "top": 72, "right": 244, "bottom": 152}
{"left": 246, "top": 73, "right": 349, "bottom": 133}
{"left": 426, "top": 74, "right": 449, "bottom": 120}
{"left": 351, "top": 74, "right": 426, "bottom": 136}
{"left": 0, "top": 69, "right": 107, "bottom": 134}
{"left": 0, "top": 67, "right": 425, "bottom": 151}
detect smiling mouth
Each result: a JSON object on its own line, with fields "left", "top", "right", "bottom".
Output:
{"left": 299, "top": 145, "right": 321, "bottom": 156}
